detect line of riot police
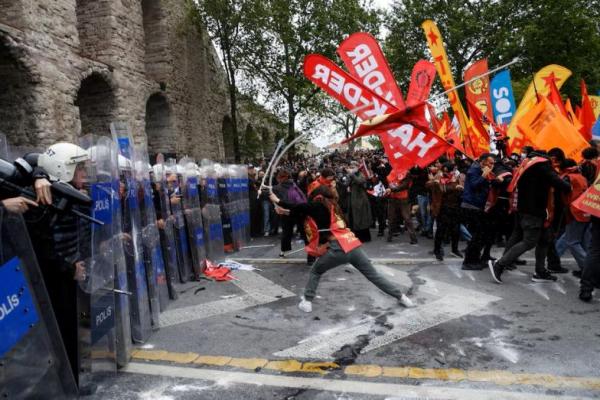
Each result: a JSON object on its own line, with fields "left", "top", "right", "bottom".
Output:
{"left": 0, "top": 123, "right": 251, "bottom": 399}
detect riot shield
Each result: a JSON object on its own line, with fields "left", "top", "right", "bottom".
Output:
{"left": 0, "top": 210, "right": 79, "bottom": 399}
{"left": 201, "top": 161, "right": 225, "bottom": 262}
{"left": 166, "top": 159, "right": 193, "bottom": 282}
{"left": 152, "top": 160, "right": 180, "bottom": 301}
{"left": 180, "top": 158, "right": 206, "bottom": 279}
{"left": 218, "top": 164, "right": 235, "bottom": 253}
{"left": 109, "top": 141, "right": 133, "bottom": 368}
{"left": 77, "top": 135, "right": 118, "bottom": 387}
{"left": 110, "top": 122, "right": 152, "bottom": 343}
{"left": 239, "top": 165, "right": 251, "bottom": 244}
{"left": 135, "top": 145, "right": 169, "bottom": 316}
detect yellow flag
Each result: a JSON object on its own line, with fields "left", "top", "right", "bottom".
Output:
{"left": 517, "top": 97, "right": 587, "bottom": 162}
{"left": 590, "top": 95, "right": 600, "bottom": 119}
{"left": 421, "top": 20, "right": 487, "bottom": 158}
{"left": 507, "top": 65, "right": 572, "bottom": 152}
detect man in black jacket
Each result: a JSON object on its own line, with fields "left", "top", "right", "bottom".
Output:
{"left": 489, "top": 151, "right": 571, "bottom": 283}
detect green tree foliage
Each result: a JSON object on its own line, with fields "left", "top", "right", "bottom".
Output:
{"left": 385, "top": 0, "right": 600, "bottom": 103}
{"left": 188, "top": 0, "right": 248, "bottom": 162}
{"left": 240, "top": 0, "right": 380, "bottom": 142}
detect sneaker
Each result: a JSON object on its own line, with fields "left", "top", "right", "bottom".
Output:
{"left": 279, "top": 252, "right": 285, "bottom": 258}
{"left": 399, "top": 294, "right": 415, "bottom": 308}
{"left": 505, "top": 264, "right": 517, "bottom": 271}
{"left": 488, "top": 260, "right": 504, "bottom": 284}
{"left": 264, "top": 232, "right": 269, "bottom": 237}
{"left": 579, "top": 287, "right": 593, "bottom": 302}
{"left": 410, "top": 237, "right": 418, "bottom": 245}
{"left": 434, "top": 252, "right": 443, "bottom": 261}
{"left": 298, "top": 296, "right": 312, "bottom": 313}
{"left": 547, "top": 266, "right": 568, "bottom": 274}
{"left": 450, "top": 249, "right": 464, "bottom": 258}
{"left": 531, "top": 271, "right": 558, "bottom": 283}
{"left": 462, "top": 263, "right": 484, "bottom": 271}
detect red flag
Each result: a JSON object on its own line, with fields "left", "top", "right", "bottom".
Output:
{"left": 427, "top": 103, "right": 443, "bottom": 132}
{"left": 337, "top": 32, "right": 406, "bottom": 110}
{"left": 463, "top": 59, "right": 494, "bottom": 123}
{"left": 546, "top": 78, "right": 568, "bottom": 117}
{"left": 580, "top": 80, "right": 596, "bottom": 142}
{"left": 349, "top": 104, "right": 431, "bottom": 140}
{"left": 406, "top": 60, "right": 437, "bottom": 107}
{"left": 303, "top": 54, "right": 397, "bottom": 120}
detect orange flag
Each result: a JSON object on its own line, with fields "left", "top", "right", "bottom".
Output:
{"left": 589, "top": 96, "right": 600, "bottom": 118}
{"left": 546, "top": 78, "right": 568, "bottom": 117}
{"left": 517, "top": 97, "right": 588, "bottom": 162}
{"left": 579, "top": 80, "right": 596, "bottom": 142}
{"left": 466, "top": 100, "right": 491, "bottom": 157}
{"left": 564, "top": 99, "right": 583, "bottom": 131}
{"left": 507, "top": 65, "right": 572, "bottom": 153}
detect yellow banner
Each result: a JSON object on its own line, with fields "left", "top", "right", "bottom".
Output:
{"left": 590, "top": 95, "right": 600, "bottom": 119}
{"left": 507, "top": 65, "right": 572, "bottom": 152}
{"left": 421, "top": 20, "right": 486, "bottom": 158}
{"left": 517, "top": 97, "right": 588, "bottom": 162}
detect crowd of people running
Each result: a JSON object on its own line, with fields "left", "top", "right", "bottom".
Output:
{"left": 246, "top": 140, "right": 600, "bottom": 305}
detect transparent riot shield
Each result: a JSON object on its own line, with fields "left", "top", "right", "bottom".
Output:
{"left": 200, "top": 161, "right": 225, "bottom": 262}
{"left": 180, "top": 158, "right": 206, "bottom": 279}
{"left": 109, "top": 141, "right": 133, "bottom": 368}
{"left": 110, "top": 122, "right": 152, "bottom": 343}
{"left": 135, "top": 146, "right": 169, "bottom": 316}
{"left": 152, "top": 159, "right": 179, "bottom": 301}
{"left": 218, "top": 164, "right": 234, "bottom": 253}
{"left": 166, "top": 159, "right": 193, "bottom": 282}
{"left": 78, "top": 135, "right": 117, "bottom": 387}
{"left": 0, "top": 210, "right": 79, "bottom": 399}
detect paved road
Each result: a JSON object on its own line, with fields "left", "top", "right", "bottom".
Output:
{"left": 89, "top": 233, "right": 600, "bottom": 399}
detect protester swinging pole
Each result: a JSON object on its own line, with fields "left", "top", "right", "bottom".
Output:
{"left": 257, "top": 138, "right": 285, "bottom": 198}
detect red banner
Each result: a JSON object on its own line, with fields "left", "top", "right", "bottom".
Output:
{"left": 572, "top": 174, "right": 600, "bottom": 218}
{"left": 303, "top": 54, "right": 396, "bottom": 120}
{"left": 406, "top": 60, "right": 437, "bottom": 107}
{"left": 464, "top": 59, "right": 493, "bottom": 123}
{"left": 337, "top": 32, "right": 406, "bottom": 110}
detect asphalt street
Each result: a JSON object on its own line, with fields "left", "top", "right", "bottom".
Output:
{"left": 89, "top": 233, "right": 600, "bottom": 400}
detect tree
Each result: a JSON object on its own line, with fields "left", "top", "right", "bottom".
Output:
{"left": 241, "top": 0, "right": 380, "bottom": 144}
{"left": 384, "top": 0, "right": 600, "bottom": 103}
{"left": 187, "top": 0, "right": 248, "bottom": 162}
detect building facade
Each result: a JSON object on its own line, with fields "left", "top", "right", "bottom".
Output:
{"left": 0, "top": 0, "right": 251, "bottom": 162}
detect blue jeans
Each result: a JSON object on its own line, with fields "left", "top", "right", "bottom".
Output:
{"left": 555, "top": 220, "right": 589, "bottom": 270}
{"left": 261, "top": 200, "right": 271, "bottom": 234}
{"left": 417, "top": 194, "right": 432, "bottom": 233}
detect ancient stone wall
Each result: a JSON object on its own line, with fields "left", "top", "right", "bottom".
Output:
{"left": 0, "top": 0, "right": 237, "bottom": 162}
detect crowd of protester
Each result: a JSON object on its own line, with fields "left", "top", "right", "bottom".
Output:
{"left": 246, "top": 139, "right": 600, "bottom": 302}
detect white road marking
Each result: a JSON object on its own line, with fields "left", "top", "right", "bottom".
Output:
{"left": 123, "top": 363, "right": 593, "bottom": 400}
{"left": 275, "top": 266, "right": 501, "bottom": 359}
{"left": 159, "top": 271, "right": 295, "bottom": 327}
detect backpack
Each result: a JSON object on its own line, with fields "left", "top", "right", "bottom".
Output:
{"left": 287, "top": 183, "right": 307, "bottom": 204}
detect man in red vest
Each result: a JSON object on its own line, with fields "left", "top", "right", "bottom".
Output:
{"left": 489, "top": 150, "right": 571, "bottom": 283}
{"left": 554, "top": 159, "right": 590, "bottom": 275}
{"left": 269, "top": 185, "right": 415, "bottom": 312}
{"left": 385, "top": 169, "right": 417, "bottom": 244}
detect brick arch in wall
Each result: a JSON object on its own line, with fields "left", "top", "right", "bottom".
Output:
{"left": 0, "top": 36, "right": 40, "bottom": 147}
{"left": 142, "top": 0, "right": 169, "bottom": 83}
{"left": 145, "top": 92, "right": 175, "bottom": 162}
{"left": 75, "top": 72, "right": 116, "bottom": 137}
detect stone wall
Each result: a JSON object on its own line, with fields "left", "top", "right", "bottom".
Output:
{"left": 0, "top": 0, "right": 234, "bottom": 162}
